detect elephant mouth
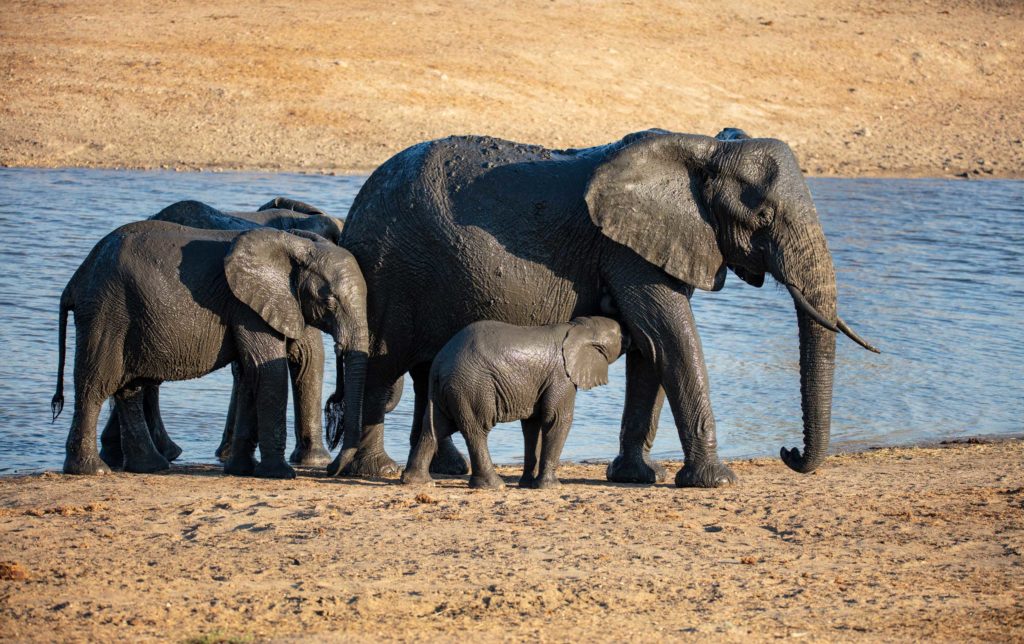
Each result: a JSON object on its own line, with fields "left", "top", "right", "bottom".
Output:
{"left": 728, "top": 264, "right": 765, "bottom": 287}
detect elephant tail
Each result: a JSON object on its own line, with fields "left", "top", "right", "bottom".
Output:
{"left": 52, "top": 287, "right": 73, "bottom": 422}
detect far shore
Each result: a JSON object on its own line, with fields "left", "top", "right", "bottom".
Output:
{"left": 2, "top": 1, "right": 1022, "bottom": 179}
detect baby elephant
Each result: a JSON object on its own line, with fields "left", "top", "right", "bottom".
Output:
{"left": 53, "top": 220, "right": 369, "bottom": 478}
{"left": 402, "top": 317, "right": 626, "bottom": 489}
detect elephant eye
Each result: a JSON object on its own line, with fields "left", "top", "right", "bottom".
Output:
{"left": 325, "top": 295, "right": 338, "bottom": 309}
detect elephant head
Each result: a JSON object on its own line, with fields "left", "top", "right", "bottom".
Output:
{"left": 562, "top": 316, "right": 626, "bottom": 390}
{"left": 256, "top": 197, "right": 345, "bottom": 245}
{"left": 223, "top": 228, "right": 368, "bottom": 457}
{"left": 585, "top": 130, "right": 878, "bottom": 474}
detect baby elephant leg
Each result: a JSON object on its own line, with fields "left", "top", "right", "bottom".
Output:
{"left": 462, "top": 419, "right": 504, "bottom": 490}
{"left": 402, "top": 404, "right": 454, "bottom": 486}
{"left": 518, "top": 417, "right": 543, "bottom": 488}
{"left": 116, "top": 385, "right": 170, "bottom": 474}
{"left": 532, "top": 412, "right": 573, "bottom": 489}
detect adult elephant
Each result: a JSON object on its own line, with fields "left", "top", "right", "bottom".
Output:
{"left": 328, "top": 128, "right": 878, "bottom": 486}
{"left": 98, "top": 197, "right": 379, "bottom": 469}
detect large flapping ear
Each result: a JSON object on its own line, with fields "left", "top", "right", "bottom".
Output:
{"left": 584, "top": 132, "right": 726, "bottom": 291}
{"left": 224, "top": 228, "right": 307, "bottom": 339}
{"left": 562, "top": 325, "right": 610, "bottom": 391}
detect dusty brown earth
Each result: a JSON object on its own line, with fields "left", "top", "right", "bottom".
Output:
{"left": 1, "top": 0, "right": 1022, "bottom": 178}
{"left": 1, "top": 440, "right": 1022, "bottom": 641}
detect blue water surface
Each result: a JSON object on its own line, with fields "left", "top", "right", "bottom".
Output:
{"left": 0, "top": 168, "right": 1021, "bottom": 473}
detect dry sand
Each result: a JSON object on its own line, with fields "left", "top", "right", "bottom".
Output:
{"left": 1, "top": 0, "right": 1022, "bottom": 178}
{"left": 1, "top": 440, "right": 1022, "bottom": 641}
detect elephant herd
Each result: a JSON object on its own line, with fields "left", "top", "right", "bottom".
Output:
{"left": 53, "top": 128, "right": 879, "bottom": 489}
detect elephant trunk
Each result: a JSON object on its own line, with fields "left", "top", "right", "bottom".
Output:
{"left": 774, "top": 220, "right": 838, "bottom": 474}
{"left": 324, "top": 319, "right": 368, "bottom": 472}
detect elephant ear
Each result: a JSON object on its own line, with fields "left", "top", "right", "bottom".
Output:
{"left": 562, "top": 326, "right": 610, "bottom": 391}
{"left": 584, "top": 132, "right": 727, "bottom": 291}
{"left": 224, "top": 228, "right": 307, "bottom": 340}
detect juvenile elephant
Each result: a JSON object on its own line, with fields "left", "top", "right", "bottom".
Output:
{"left": 53, "top": 221, "right": 368, "bottom": 477}
{"left": 97, "top": 197, "right": 360, "bottom": 469}
{"left": 331, "top": 128, "right": 878, "bottom": 486}
{"left": 402, "top": 317, "right": 626, "bottom": 490}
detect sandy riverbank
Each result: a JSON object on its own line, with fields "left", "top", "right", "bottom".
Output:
{"left": 1, "top": 439, "right": 1022, "bottom": 641}
{"left": 2, "top": 1, "right": 1022, "bottom": 178}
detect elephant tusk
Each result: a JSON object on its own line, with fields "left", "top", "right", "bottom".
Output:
{"left": 837, "top": 317, "right": 881, "bottom": 354}
{"left": 786, "top": 284, "right": 839, "bottom": 333}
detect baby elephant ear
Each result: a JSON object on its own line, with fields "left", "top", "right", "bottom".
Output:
{"left": 562, "top": 326, "right": 610, "bottom": 391}
{"left": 224, "top": 228, "right": 307, "bottom": 340}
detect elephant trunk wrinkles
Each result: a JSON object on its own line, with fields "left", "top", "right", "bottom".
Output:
{"left": 775, "top": 220, "right": 837, "bottom": 474}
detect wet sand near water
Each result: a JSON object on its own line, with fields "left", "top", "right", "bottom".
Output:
{"left": 1, "top": 439, "right": 1022, "bottom": 641}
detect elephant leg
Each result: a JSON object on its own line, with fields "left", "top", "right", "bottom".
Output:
{"left": 287, "top": 333, "right": 331, "bottom": 467}
{"left": 406, "top": 363, "right": 469, "bottom": 476}
{"left": 116, "top": 385, "right": 170, "bottom": 474}
{"left": 251, "top": 359, "right": 295, "bottom": 480}
{"left": 463, "top": 422, "right": 503, "bottom": 490}
{"left": 215, "top": 363, "right": 241, "bottom": 462}
{"left": 533, "top": 411, "right": 572, "bottom": 490}
{"left": 606, "top": 351, "right": 668, "bottom": 484}
{"left": 99, "top": 406, "right": 124, "bottom": 470}
{"left": 401, "top": 398, "right": 451, "bottom": 487}
{"left": 607, "top": 254, "right": 735, "bottom": 488}
{"left": 63, "top": 389, "right": 110, "bottom": 475}
{"left": 518, "top": 417, "right": 542, "bottom": 488}
{"left": 143, "top": 384, "right": 181, "bottom": 462}
{"left": 334, "top": 363, "right": 400, "bottom": 477}
{"left": 223, "top": 382, "right": 257, "bottom": 477}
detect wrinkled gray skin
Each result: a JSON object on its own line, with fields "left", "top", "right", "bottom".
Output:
{"left": 53, "top": 221, "right": 369, "bottom": 478}
{"left": 333, "top": 128, "right": 877, "bottom": 486}
{"left": 97, "top": 197, "right": 350, "bottom": 469}
{"left": 402, "top": 317, "right": 625, "bottom": 490}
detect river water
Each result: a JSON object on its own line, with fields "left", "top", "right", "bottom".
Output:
{"left": 0, "top": 169, "right": 1021, "bottom": 474}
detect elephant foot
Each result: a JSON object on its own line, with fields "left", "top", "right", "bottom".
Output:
{"left": 674, "top": 460, "right": 737, "bottom": 488}
{"left": 254, "top": 459, "right": 297, "bottom": 480}
{"left": 530, "top": 475, "right": 561, "bottom": 490}
{"left": 469, "top": 473, "right": 505, "bottom": 490}
{"left": 98, "top": 443, "right": 124, "bottom": 470}
{"left": 429, "top": 440, "right": 469, "bottom": 476}
{"left": 606, "top": 452, "right": 667, "bottom": 484}
{"left": 400, "top": 468, "right": 435, "bottom": 486}
{"left": 332, "top": 448, "right": 400, "bottom": 478}
{"left": 224, "top": 453, "right": 256, "bottom": 477}
{"left": 63, "top": 453, "right": 112, "bottom": 476}
{"left": 160, "top": 440, "right": 183, "bottom": 463}
{"left": 518, "top": 473, "right": 536, "bottom": 489}
{"left": 289, "top": 443, "right": 332, "bottom": 467}
{"left": 123, "top": 452, "right": 170, "bottom": 474}
{"left": 215, "top": 440, "right": 232, "bottom": 463}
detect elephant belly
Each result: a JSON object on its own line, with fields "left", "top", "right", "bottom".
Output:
{"left": 431, "top": 229, "right": 600, "bottom": 339}
{"left": 125, "top": 314, "right": 234, "bottom": 384}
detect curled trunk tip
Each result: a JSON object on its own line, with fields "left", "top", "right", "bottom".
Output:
{"left": 780, "top": 446, "right": 824, "bottom": 474}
